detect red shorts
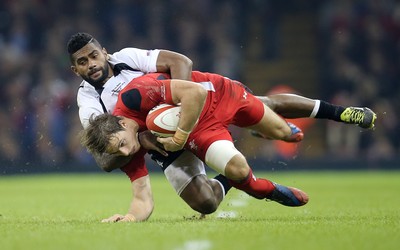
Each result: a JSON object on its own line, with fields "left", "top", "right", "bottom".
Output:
{"left": 186, "top": 78, "right": 264, "bottom": 160}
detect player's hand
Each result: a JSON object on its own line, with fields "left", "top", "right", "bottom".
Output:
{"left": 101, "top": 213, "right": 136, "bottom": 223}
{"left": 157, "top": 137, "right": 184, "bottom": 152}
{"left": 138, "top": 131, "right": 168, "bottom": 156}
{"left": 101, "top": 214, "right": 124, "bottom": 223}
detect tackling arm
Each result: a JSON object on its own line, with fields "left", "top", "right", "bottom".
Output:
{"left": 156, "top": 50, "right": 193, "bottom": 81}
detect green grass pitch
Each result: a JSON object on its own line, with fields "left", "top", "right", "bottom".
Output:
{"left": 1, "top": 170, "right": 399, "bottom": 250}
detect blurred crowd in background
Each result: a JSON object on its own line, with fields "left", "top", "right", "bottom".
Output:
{"left": 0, "top": 0, "right": 398, "bottom": 173}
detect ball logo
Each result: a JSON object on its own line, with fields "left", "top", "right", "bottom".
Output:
{"left": 146, "top": 104, "right": 181, "bottom": 137}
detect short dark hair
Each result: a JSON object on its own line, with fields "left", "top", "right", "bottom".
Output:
{"left": 80, "top": 113, "right": 124, "bottom": 154}
{"left": 67, "top": 32, "right": 102, "bottom": 56}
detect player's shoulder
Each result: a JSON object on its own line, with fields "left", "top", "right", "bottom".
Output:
{"left": 113, "top": 47, "right": 142, "bottom": 57}
{"left": 77, "top": 80, "right": 91, "bottom": 92}
{"left": 78, "top": 80, "right": 95, "bottom": 92}
{"left": 77, "top": 80, "right": 97, "bottom": 99}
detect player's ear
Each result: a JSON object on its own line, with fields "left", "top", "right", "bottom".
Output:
{"left": 102, "top": 48, "right": 109, "bottom": 59}
{"left": 71, "top": 65, "right": 80, "bottom": 76}
{"left": 117, "top": 116, "right": 127, "bottom": 128}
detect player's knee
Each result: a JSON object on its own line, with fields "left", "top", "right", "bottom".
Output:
{"left": 192, "top": 197, "right": 218, "bottom": 214}
{"left": 180, "top": 175, "right": 219, "bottom": 214}
{"left": 266, "top": 122, "right": 291, "bottom": 140}
{"left": 225, "top": 154, "right": 250, "bottom": 181}
{"left": 258, "top": 96, "right": 275, "bottom": 110}
{"left": 276, "top": 124, "right": 291, "bottom": 139}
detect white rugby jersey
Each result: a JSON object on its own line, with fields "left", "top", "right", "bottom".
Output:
{"left": 77, "top": 48, "right": 160, "bottom": 128}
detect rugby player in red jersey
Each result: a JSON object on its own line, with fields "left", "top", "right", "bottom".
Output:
{"left": 81, "top": 71, "right": 311, "bottom": 221}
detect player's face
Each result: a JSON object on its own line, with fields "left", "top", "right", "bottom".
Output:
{"left": 106, "top": 117, "right": 141, "bottom": 157}
{"left": 71, "top": 43, "right": 111, "bottom": 86}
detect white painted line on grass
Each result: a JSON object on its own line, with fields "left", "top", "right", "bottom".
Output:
{"left": 216, "top": 210, "right": 238, "bottom": 218}
{"left": 174, "top": 240, "right": 212, "bottom": 250}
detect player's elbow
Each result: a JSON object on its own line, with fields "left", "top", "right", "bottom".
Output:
{"left": 194, "top": 84, "right": 208, "bottom": 103}
{"left": 178, "top": 54, "right": 193, "bottom": 70}
{"left": 169, "top": 51, "right": 192, "bottom": 71}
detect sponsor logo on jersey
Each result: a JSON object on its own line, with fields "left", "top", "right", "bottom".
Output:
{"left": 189, "top": 139, "right": 198, "bottom": 151}
{"left": 111, "top": 82, "right": 124, "bottom": 96}
{"left": 161, "top": 85, "right": 166, "bottom": 100}
{"left": 243, "top": 91, "right": 248, "bottom": 99}
{"left": 155, "top": 159, "right": 164, "bottom": 167}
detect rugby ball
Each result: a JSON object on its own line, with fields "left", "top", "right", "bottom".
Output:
{"left": 146, "top": 104, "right": 181, "bottom": 137}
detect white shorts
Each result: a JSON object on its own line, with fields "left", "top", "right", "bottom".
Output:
{"left": 163, "top": 150, "right": 206, "bottom": 195}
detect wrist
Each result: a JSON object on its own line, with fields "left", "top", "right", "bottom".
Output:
{"left": 124, "top": 213, "right": 136, "bottom": 222}
{"left": 172, "top": 127, "right": 191, "bottom": 146}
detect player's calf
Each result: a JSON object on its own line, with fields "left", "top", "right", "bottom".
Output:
{"left": 250, "top": 122, "right": 304, "bottom": 143}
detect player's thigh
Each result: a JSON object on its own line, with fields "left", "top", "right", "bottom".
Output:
{"left": 205, "top": 140, "right": 241, "bottom": 175}
{"left": 205, "top": 140, "right": 249, "bottom": 180}
{"left": 247, "top": 103, "right": 290, "bottom": 138}
{"left": 163, "top": 150, "right": 206, "bottom": 195}
{"left": 179, "top": 174, "right": 216, "bottom": 206}
{"left": 164, "top": 151, "right": 219, "bottom": 212}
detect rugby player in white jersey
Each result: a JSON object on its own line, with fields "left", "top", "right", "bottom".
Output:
{"left": 69, "top": 33, "right": 229, "bottom": 221}
{"left": 67, "top": 32, "right": 376, "bottom": 222}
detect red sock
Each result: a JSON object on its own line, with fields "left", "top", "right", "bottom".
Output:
{"left": 228, "top": 169, "right": 275, "bottom": 199}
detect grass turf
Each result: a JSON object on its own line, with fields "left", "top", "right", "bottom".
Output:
{"left": 0, "top": 171, "right": 399, "bottom": 250}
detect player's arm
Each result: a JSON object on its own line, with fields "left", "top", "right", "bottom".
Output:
{"left": 157, "top": 79, "right": 207, "bottom": 151}
{"left": 169, "top": 80, "right": 207, "bottom": 134}
{"left": 138, "top": 130, "right": 168, "bottom": 156}
{"left": 101, "top": 175, "right": 154, "bottom": 223}
{"left": 126, "top": 174, "right": 154, "bottom": 221}
{"left": 156, "top": 50, "right": 193, "bottom": 81}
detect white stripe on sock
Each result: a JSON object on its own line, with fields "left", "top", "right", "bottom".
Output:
{"left": 310, "top": 100, "right": 320, "bottom": 118}
{"left": 211, "top": 179, "right": 226, "bottom": 199}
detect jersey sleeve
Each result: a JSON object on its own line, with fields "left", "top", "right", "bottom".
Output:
{"left": 77, "top": 85, "right": 104, "bottom": 128}
{"left": 161, "top": 80, "right": 174, "bottom": 104}
{"left": 113, "top": 48, "right": 160, "bottom": 73}
{"left": 120, "top": 148, "right": 149, "bottom": 182}
{"left": 113, "top": 76, "right": 168, "bottom": 129}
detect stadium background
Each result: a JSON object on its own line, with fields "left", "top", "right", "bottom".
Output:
{"left": 0, "top": 0, "right": 398, "bottom": 175}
